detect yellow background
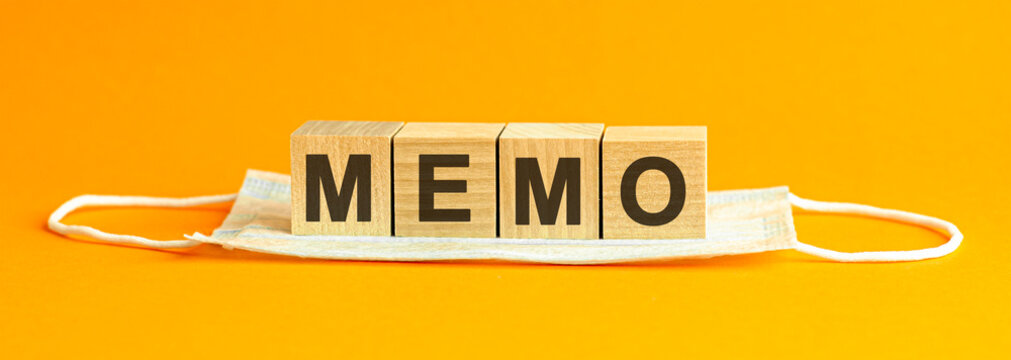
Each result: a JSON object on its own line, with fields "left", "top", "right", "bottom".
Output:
{"left": 2, "top": 1, "right": 1009, "bottom": 358}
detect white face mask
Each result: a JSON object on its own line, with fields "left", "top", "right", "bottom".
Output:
{"left": 48, "top": 169, "right": 961, "bottom": 264}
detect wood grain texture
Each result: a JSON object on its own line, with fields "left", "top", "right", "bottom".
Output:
{"left": 602, "top": 126, "right": 707, "bottom": 239}
{"left": 290, "top": 120, "right": 403, "bottom": 236}
{"left": 393, "top": 122, "right": 504, "bottom": 237}
{"left": 498, "top": 123, "right": 603, "bottom": 239}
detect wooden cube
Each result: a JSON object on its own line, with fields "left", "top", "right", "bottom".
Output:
{"left": 498, "top": 123, "right": 604, "bottom": 239}
{"left": 393, "top": 122, "right": 505, "bottom": 237}
{"left": 602, "top": 126, "right": 706, "bottom": 239}
{"left": 290, "top": 120, "right": 404, "bottom": 236}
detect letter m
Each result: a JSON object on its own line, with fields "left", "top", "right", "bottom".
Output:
{"left": 515, "top": 157, "right": 581, "bottom": 225}
{"left": 305, "top": 154, "right": 371, "bottom": 222}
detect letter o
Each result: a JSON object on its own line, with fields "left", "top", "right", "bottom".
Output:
{"left": 620, "top": 157, "right": 686, "bottom": 226}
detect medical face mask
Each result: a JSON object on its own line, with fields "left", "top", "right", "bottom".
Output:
{"left": 48, "top": 169, "right": 962, "bottom": 264}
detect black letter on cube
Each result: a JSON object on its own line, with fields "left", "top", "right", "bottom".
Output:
{"left": 620, "top": 156, "right": 685, "bottom": 226}
{"left": 418, "top": 154, "right": 471, "bottom": 222}
{"left": 515, "top": 157, "right": 581, "bottom": 225}
{"left": 305, "top": 154, "right": 371, "bottom": 222}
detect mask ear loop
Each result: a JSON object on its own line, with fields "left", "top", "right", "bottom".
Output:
{"left": 48, "top": 194, "right": 237, "bottom": 249}
{"left": 788, "top": 193, "right": 962, "bottom": 262}
{"left": 49, "top": 192, "right": 963, "bottom": 261}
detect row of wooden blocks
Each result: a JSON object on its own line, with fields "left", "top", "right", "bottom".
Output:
{"left": 291, "top": 121, "right": 706, "bottom": 239}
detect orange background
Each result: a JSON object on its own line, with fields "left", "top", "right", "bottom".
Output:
{"left": 2, "top": 1, "right": 1009, "bottom": 358}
